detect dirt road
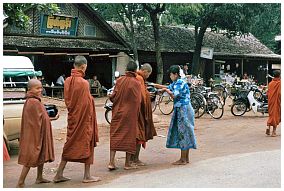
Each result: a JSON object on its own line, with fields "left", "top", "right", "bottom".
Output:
{"left": 3, "top": 97, "right": 281, "bottom": 188}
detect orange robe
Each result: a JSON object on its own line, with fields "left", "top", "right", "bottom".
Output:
{"left": 110, "top": 71, "right": 141, "bottom": 154}
{"left": 136, "top": 71, "right": 157, "bottom": 147}
{"left": 62, "top": 69, "right": 99, "bottom": 164}
{"left": 267, "top": 77, "right": 281, "bottom": 127}
{"left": 3, "top": 140, "right": 10, "bottom": 161}
{"left": 18, "top": 92, "right": 54, "bottom": 167}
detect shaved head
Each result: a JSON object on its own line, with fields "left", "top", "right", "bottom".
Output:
{"left": 141, "top": 63, "right": 152, "bottom": 73}
{"left": 27, "top": 79, "right": 42, "bottom": 90}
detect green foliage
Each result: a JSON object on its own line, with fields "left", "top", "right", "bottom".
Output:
{"left": 91, "top": 4, "right": 150, "bottom": 28}
{"left": 168, "top": 3, "right": 280, "bottom": 50}
{"left": 249, "top": 4, "right": 280, "bottom": 52}
{"left": 168, "top": 3, "right": 264, "bottom": 38}
{"left": 4, "top": 3, "right": 60, "bottom": 29}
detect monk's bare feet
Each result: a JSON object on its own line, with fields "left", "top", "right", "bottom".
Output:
{"left": 133, "top": 160, "right": 146, "bottom": 166}
{"left": 108, "top": 164, "right": 118, "bottom": 171}
{"left": 265, "top": 129, "right": 270, "bottom": 136}
{"left": 124, "top": 164, "right": 138, "bottom": 170}
{"left": 53, "top": 176, "right": 71, "bottom": 183}
{"left": 271, "top": 132, "right": 277, "bottom": 137}
{"left": 82, "top": 176, "right": 101, "bottom": 183}
{"left": 172, "top": 160, "right": 187, "bottom": 165}
{"left": 16, "top": 183, "right": 25, "bottom": 188}
{"left": 35, "top": 178, "right": 51, "bottom": 184}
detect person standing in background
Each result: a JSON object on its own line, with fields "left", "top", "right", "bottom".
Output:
{"left": 266, "top": 70, "right": 281, "bottom": 137}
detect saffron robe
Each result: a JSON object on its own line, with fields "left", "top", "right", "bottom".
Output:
{"left": 267, "top": 77, "right": 281, "bottom": 127}
{"left": 3, "top": 140, "right": 10, "bottom": 161}
{"left": 136, "top": 71, "right": 157, "bottom": 145}
{"left": 18, "top": 92, "right": 54, "bottom": 167}
{"left": 110, "top": 71, "right": 142, "bottom": 154}
{"left": 62, "top": 69, "right": 99, "bottom": 164}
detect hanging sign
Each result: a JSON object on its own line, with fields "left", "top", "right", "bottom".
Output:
{"left": 40, "top": 14, "right": 78, "bottom": 36}
{"left": 200, "top": 47, "right": 214, "bottom": 59}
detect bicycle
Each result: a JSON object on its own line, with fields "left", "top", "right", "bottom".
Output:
{"left": 190, "top": 86, "right": 224, "bottom": 119}
{"left": 104, "top": 103, "right": 112, "bottom": 124}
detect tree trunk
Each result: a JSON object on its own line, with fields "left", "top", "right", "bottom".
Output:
{"left": 129, "top": 28, "right": 139, "bottom": 67}
{"left": 150, "top": 14, "right": 163, "bottom": 84}
{"left": 192, "top": 26, "right": 207, "bottom": 76}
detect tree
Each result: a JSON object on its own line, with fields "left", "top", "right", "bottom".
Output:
{"left": 4, "top": 3, "right": 59, "bottom": 29}
{"left": 169, "top": 3, "right": 264, "bottom": 76}
{"left": 249, "top": 4, "right": 281, "bottom": 53}
{"left": 143, "top": 3, "right": 166, "bottom": 84}
{"left": 92, "top": 3, "right": 149, "bottom": 66}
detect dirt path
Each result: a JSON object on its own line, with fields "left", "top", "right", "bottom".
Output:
{"left": 3, "top": 97, "right": 281, "bottom": 188}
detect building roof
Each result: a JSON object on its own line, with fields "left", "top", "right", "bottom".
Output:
{"left": 3, "top": 35, "right": 127, "bottom": 51}
{"left": 3, "top": 4, "right": 130, "bottom": 53}
{"left": 77, "top": 4, "right": 130, "bottom": 49}
{"left": 108, "top": 21, "right": 280, "bottom": 60}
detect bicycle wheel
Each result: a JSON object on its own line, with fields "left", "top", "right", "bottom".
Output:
{"left": 190, "top": 95, "right": 200, "bottom": 117}
{"left": 151, "top": 94, "right": 160, "bottom": 112}
{"left": 231, "top": 100, "right": 247, "bottom": 116}
{"left": 212, "top": 84, "right": 226, "bottom": 105}
{"left": 207, "top": 94, "right": 224, "bottom": 119}
{"left": 104, "top": 97, "right": 112, "bottom": 107}
{"left": 158, "top": 94, "right": 174, "bottom": 115}
{"left": 105, "top": 109, "right": 112, "bottom": 124}
{"left": 191, "top": 92, "right": 206, "bottom": 118}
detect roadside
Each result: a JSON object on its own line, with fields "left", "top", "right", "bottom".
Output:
{"left": 3, "top": 97, "right": 281, "bottom": 188}
{"left": 98, "top": 150, "right": 281, "bottom": 188}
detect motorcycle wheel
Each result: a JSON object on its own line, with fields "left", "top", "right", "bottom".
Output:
{"left": 231, "top": 100, "right": 247, "bottom": 116}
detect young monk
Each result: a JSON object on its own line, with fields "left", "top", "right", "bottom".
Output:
{"left": 108, "top": 61, "right": 142, "bottom": 170}
{"left": 266, "top": 70, "right": 281, "bottom": 137}
{"left": 54, "top": 56, "right": 100, "bottom": 183}
{"left": 131, "top": 63, "right": 157, "bottom": 166}
{"left": 16, "top": 79, "right": 59, "bottom": 188}
{"left": 154, "top": 65, "right": 197, "bottom": 165}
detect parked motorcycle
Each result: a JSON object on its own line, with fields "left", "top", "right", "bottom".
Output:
{"left": 231, "top": 86, "right": 268, "bottom": 116}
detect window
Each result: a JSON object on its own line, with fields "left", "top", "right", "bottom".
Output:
{"left": 57, "top": 4, "right": 66, "bottom": 9}
{"left": 84, "top": 25, "right": 96, "bottom": 37}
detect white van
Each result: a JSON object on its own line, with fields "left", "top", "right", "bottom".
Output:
{"left": 3, "top": 56, "right": 42, "bottom": 144}
{"left": 3, "top": 56, "right": 42, "bottom": 87}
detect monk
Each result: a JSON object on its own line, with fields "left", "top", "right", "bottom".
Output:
{"left": 266, "top": 70, "right": 281, "bottom": 137}
{"left": 131, "top": 63, "right": 157, "bottom": 166}
{"left": 53, "top": 56, "right": 100, "bottom": 183}
{"left": 108, "top": 60, "right": 142, "bottom": 170}
{"left": 3, "top": 140, "right": 10, "bottom": 161}
{"left": 17, "top": 79, "right": 59, "bottom": 188}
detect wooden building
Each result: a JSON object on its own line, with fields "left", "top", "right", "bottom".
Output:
{"left": 109, "top": 22, "right": 281, "bottom": 85}
{"left": 3, "top": 4, "right": 130, "bottom": 88}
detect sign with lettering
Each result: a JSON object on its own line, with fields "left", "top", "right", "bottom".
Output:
{"left": 40, "top": 14, "right": 78, "bottom": 36}
{"left": 200, "top": 47, "right": 214, "bottom": 59}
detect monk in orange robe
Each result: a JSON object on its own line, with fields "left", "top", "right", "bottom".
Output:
{"left": 54, "top": 56, "right": 100, "bottom": 183}
{"left": 131, "top": 63, "right": 157, "bottom": 166}
{"left": 3, "top": 140, "right": 10, "bottom": 161}
{"left": 266, "top": 70, "right": 281, "bottom": 137}
{"left": 16, "top": 79, "right": 59, "bottom": 188}
{"left": 108, "top": 61, "right": 142, "bottom": 170}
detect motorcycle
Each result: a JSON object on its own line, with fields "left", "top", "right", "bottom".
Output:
{"left": 231, "top": 86, "right": 268, "bottom": 116}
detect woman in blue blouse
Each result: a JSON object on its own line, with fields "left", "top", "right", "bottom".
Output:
{"left": 155, "top": 65, "right": 197, "bottom": 165}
